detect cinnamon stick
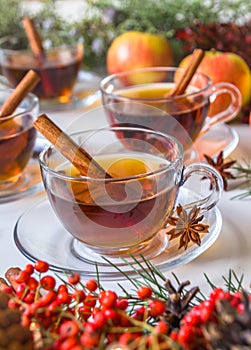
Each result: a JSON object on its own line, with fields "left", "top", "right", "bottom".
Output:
{"left": 0, "top": 70, "right": 40, "bottom": 118}
{"left": 22, "top": 16, "right": 46, "bottom": 62}
{"left": 33, "top": 114, "right": 112, "bottom": 178}
{"left": 169, "top": 49, "right": 205, "bottom": 97}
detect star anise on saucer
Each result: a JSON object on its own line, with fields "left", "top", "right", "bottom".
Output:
{"left": 166, "top": 204, "right": 209, "bottom": 250}
{"left": 204, "top": 151, "right": 236, "bottom": 190}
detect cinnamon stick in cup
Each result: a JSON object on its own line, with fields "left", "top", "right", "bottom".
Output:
{"left": 22, "top": 17, "right": 46, "bottom": 63}
{"left": 0, "top": 70, "right": 40, "bottom": 118}
{"left": 33, "top": 114, "right": 112, "bottom": 178}
{"left": 169, "top": 48, "right": 204, "bottom": 97}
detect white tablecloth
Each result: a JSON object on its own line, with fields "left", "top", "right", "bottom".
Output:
{"left": 1, "top": 107, "right": 251, "bottom": 293}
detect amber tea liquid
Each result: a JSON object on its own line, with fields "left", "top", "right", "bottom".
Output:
{"left": 47, "top": 152, "right": 178, "bottom": 253}
{"left": 1, "top": 50, "right": 82, "bottom": 100}
{"left": 0, "top": 114, "right": 36, "bottom": 183}
{"left": 105, "top": 83, "right": 210, "bottom": 148}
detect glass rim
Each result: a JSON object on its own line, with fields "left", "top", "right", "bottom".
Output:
{"left": 39, "top": 126, "right": 184, "bottom": 182}
{"left": 100, "top": 66, "right": 212, "bottom": 101}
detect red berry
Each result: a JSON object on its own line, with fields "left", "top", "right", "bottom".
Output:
{"left": 85, "top": 279, "right": 98, "bottom": 292}
{"left": 137, "top": 285, "right": 153, "bottom": 299}
{"left": 39, "top": 290, "right": 57, "bottom": 307}
{"left": 40, "top": 275, "right": 56, "bottom": 290}
{"left": 149, "top": 300, "right": 166, "bottom": 317}
{"left": 116, "top": 298, "right": 129, "bottom": 310}
{"left": 68, "top": 273, "right": 80, "bottom": 285}
{"left": 15, "top": 270, "right": 30, "bottom": 284}
{"left": 59, "top": 320, "right": 79, "bottom": 338}
{"left": 155, "top": 320, "right": 169, "bottom": 334}
{"left": 99, "top": 290, "right": 117, "bottom": 308}
{"left": 57, "top": 291, "right": 72, "bottom": 305}
{"left": 34, "top": 260, "right": 49, "bottom": 273}
{"left": 24, "top": 264, "right": 34, "bottom": 275}
{"left": 80, "top": 331, "right": 99, "bottom": 347}
{"left": 27, "top": 277, "right": 39, "bottom": 291}
{"left": 24, "top": 291, "right": 35, "bottom": 304}
{"left": 84, "top": 294, "right": 97, "bottom": 308}
{"left": 93, "top": 311, "right": 107, "bottom": 328}
{"left": 72, "top": 289, "right": 86, "bottom": 302}
{"left": 60, "top": 336, "right": 77, "bottom": 350}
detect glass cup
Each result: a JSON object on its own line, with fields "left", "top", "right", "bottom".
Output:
{"left": 0, "top": 88, "right": 39, "bottom": 190}
{"left": 100, "top": 67, "right": 241, "bottom": 150}
{"left": 0, "top": 35, "right": 84, "bottom": 102}
{"left": 39, "top": 124, "right": 223, "bottom": 262}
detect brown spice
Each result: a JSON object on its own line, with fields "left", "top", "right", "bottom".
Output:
{"left": 33, "top": 114, "right": 112, "bottom": 178}
{"left": 166, "top": 204, "right": 209, "bottom": 250}
{"left": 204, "top": 151, "right": 236, "bottom": 190}
{"left": 0, "top": 70, "right": 40, "bottom": 118}
{"left": 168, "top": 48, "right": 204, "bottom": 97}
{"left": 22, "top": 17, "right": 45, "bottom": 62}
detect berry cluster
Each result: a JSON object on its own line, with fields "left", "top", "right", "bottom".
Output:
{"left": 2, "top": 260, "right": 179, "bottom": 350}
{"left": 1, "top": 260, "right": 250, "bottom": 350}
{"left": 174, "top": 288, "right": 247, "bottom": 349}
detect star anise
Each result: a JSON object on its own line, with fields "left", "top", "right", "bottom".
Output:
{"left": 166, "top": 204, "right": 209, "bottom": 250}
{"left": 204, "top": 151, "right": 236, "bottom": 190}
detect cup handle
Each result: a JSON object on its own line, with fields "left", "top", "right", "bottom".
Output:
{"left": 178, "top": 163, "right": 223, "bottom": 214}
{"left": 199, "top": 82, "right": 242, "bottom": 137}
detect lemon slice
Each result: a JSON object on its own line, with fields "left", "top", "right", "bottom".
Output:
{"left": 108, "top": 158, "right": 148, "bottom": 178}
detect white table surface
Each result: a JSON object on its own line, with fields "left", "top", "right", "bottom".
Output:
{"left": 1, "top": 103, "right": 251, "bottom": 294}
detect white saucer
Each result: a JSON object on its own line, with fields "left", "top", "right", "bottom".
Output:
{"left": 14, "top": 187, "right": 222, "bottom": 280}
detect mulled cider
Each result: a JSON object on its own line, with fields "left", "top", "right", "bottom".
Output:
{"left": 0, "top": 41, "right": 83, "bottom": 100}
{"left": 45, "top": 152, "right": 177, "bottom": 253}
{"left": 0, "top": 115, "right": 36, "bottom": 183}
{"left": 101, "top": 67, "right": 241, "bottom": 150}
{"left": 0, "top": 89, "right": 38, "bottom": 187}
{"left": 103, "top": 82, "right": 209, "bottom": 149}
{"left": 39, "top": 125, "right": 224, "bottom": 259}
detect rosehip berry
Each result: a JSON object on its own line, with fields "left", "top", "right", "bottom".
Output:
{"left": 27, "top": 276, "right": 39, "bottom": 290}
{"left": 24, "top": 291, "right": 35, "bottom": 304}
{"left": 59, "top": 320, "right": 79, "bottom": 338}
{"left": 116, "top": 298, "right": 129, "bottom": 310}
{"left": 34, "top": 260, "right": 49, "bottom": 273}
{"left": 39, "top": 290, "right": 57, "bottom": 307}
{"left": 68, "top": 273, "right": 80, "bottom": 285}
{"left": 99, "top": 290, "right": 117, "bottom": 308}
{"left": 84, "top": 294, "right": 97, "bottom": 308}
{"left": 24, "top": 264, "right": 34, "bottom": 275}
{"left": 60, "top": 337, "right": 77, "bottom": 350}
{"left": 40, "top": 275, "right": 56, "bottom": 290}
{"left": 57, "top": 291, "right": 72, "bottom": 304}
{"left": 155, "top": 320, "right": 169, "bottom": 334}
{"left": 80, "top": 331, "right": 99, "bottom": 347}
{"left": 149, "top": 300, "right": 166, "bottom": 317}
{"left": 15, "top": 270, "right": 30, "bottom": 284}
{"left": 137, "top": 285, "right": 153, "bottom": 299}
{"left": 85, "top": 279, "right": 98, "bottom": 292}
{"left": 79, "top": 305, "right": 92, "bottom": 321}
{"left": 72, "top": 289, "right": 86, "bottom": 302}
{"left": 93, "top": 311, "right": 107, "bottom": 328}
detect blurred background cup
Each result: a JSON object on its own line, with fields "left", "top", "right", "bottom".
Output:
{"left": 39, "top": 123, "right": 223, "bottom": 262}
{"left": 0, "top": 88, "right": 39, "bottom": 190}
{"left": 0, "top": 35, "right": 83, "bottom": 103}
{"left": 100, "top": 67, "right": 241, "bottom": 150}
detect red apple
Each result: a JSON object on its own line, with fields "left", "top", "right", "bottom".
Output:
{"left": 178, "top": 50, "right": 251, "bottom": 116}
{"left": 106, "top": 31, "right": 174, "bottom": 76}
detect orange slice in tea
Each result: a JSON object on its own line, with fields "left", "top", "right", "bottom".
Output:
{"left": 108, "top": 158, "right": 149, "bottom": 178}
